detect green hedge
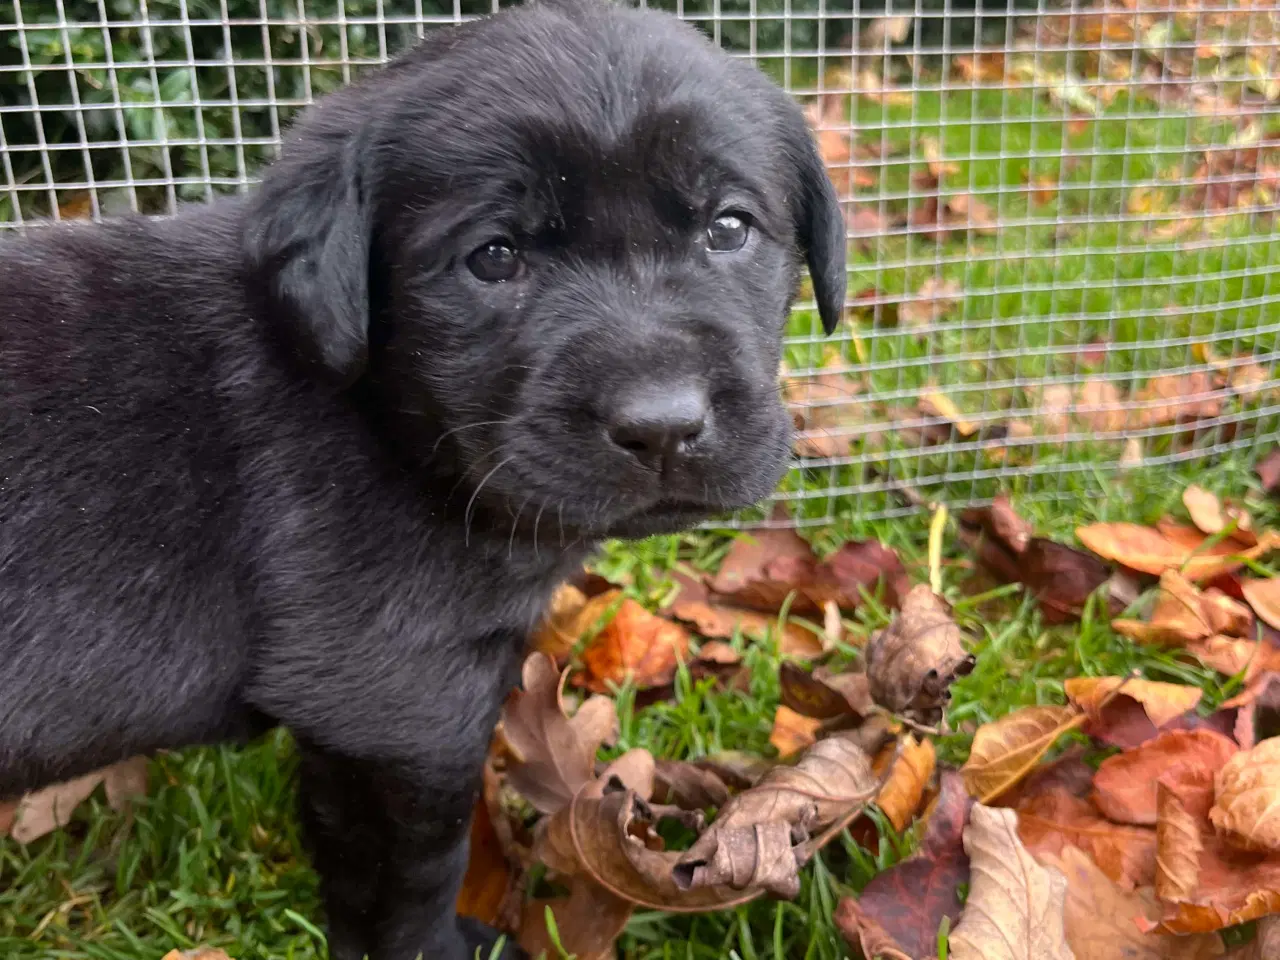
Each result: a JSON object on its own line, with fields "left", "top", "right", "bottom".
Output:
{"left": 2, "top": 0, "right": 1026, "bottom": 219}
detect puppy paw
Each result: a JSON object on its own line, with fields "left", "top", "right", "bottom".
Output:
{"left": 457, "top": 916, "right": 527, "bottom": 960}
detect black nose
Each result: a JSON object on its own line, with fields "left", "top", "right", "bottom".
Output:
{"left": 607, "top": 385, "right": 709, "bottom": 469}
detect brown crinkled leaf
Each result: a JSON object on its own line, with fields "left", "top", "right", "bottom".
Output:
{"left": 1189, "top": 635, "right": 1280, "bottom": 681}
{"left": 1015, "top": 788, "right": 1157, "bottom": 890}
{"left": 502, "top": 653, "right": 618, "bottom": 815}
{"left": 864, "top": 584, "right": 974, "bottom": 723}
{"left": 1209, "top": 737, "right": 1280, "bottom": 854}
{"left": 652, "top": 759, "right": 730, "bottom": 811}
{"left": 947, "top": 804, "right": 1076, "bottom": 960}
{"left": 835, "top": 771, "right": 973, "bottom": 960}
{"left": 1093, "top": 729, "right": 1238, "bottom": 826}
{"left": 961, "top": 705, "right": 1088, "bottom": 804}
{"left": 692, "top": 751, "right": 774, "bottom": 791}
{"left": 1240, "top": 577, "right": 1280, "bottom": 632}
{"left": 874, "top": 734, "right": 936, "bottom": 832}
{"left": 1076, "top": 523, "right": 1280, "bottom": 581}
{"left": 992, "top": 746, "right": 1096, "bottom": 808}
{"left": 575, "top": 595, "right": 691, "bottom": 694}
{"left": 673, "top": 725, "right": 891, "bottom": 897}
{"left": 1037, "top": 845, "right": 1225, "bottom": 960}
{"left": 1155, "top": 770, "right": 1215, "bottom": 905}
{"left": 532, "top": 582, "right": 594, "bottom": 661}
{"left": 1065, "top": 676, "right": 1203, "bottom": 731}
{"left": 10, "top": 757, "right": 150, "bottom": 844}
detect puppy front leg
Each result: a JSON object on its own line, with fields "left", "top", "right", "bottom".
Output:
{"left": 298, "top": 743, "right": 520, "bottom": 960}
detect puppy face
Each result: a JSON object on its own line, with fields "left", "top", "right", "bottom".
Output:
{"left": 244, "top": 0, "right": 845, "bottom": 539}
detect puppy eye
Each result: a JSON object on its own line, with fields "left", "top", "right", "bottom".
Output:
{"left": 467, "top": 240, "right": 522, "bottom": 282}
{"left": 706, "top": 212, "right": 750, "bottom": 253}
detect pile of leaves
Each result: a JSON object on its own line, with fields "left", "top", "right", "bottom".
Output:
{"left": 7, "top": 468, "right": 1280, "bottom": 960}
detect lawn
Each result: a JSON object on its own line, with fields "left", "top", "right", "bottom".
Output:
{"left": 3, "top": 22, "right": 1280, "bottom": 960}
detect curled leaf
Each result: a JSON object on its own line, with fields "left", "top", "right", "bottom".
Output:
{"left": 864, "top": 584, "right": 974, "bottom": 723}
{"left": 948, "top": 804, "right": 1075, "bottom": 960}
{"left": 1076, "top": 522, "right": 1280, "bottom": 581}
{"left": 1209, "top": 737, "right": 1280, "bottom": 853}
{"left": 674, "top": 725, "right": 890, "bottom": 897}
{"left": 961, "top": 705, "right": 1087, "bottom": 804}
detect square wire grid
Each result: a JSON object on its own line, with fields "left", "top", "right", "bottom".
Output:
{"left": 2, "top": 0, "right": 1278, "bottom": 528}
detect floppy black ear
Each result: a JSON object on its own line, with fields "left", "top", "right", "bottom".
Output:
{"left": 788, "top": 122, "right": 848, "bottom": 336}
{"left": 243, "top": 109, "right": 373, "bottom": 386}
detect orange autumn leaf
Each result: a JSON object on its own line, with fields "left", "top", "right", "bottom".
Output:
{"left": 576, "top": 597, "right": 690, "bottom": 693}
{"left": 1240, "top": 577, "right": 1280, "bottom": 632}
{"left": 1064, "top": 676, "right": 1203, "bottom": 730}
{"left": 1015, "top": 788, "right": 1158, "bottom": 890}
{"left": 456, "top": 795, "right": 513, "bottom": 926}
{"left": 1143, "top": 769, "right": 1280, "bottom": 935}
{"left": 1092, "top": 729, "right": 1238, "bottom": 826}
{"left": 874, "top": 735, "right": 936, "bottom": 832}
{"left": 1209, "top": 737, "right": 1280, "bottom": 854}
{"left": 960, "top": 705, "right": 1087, "bottom": 804}
{"left": 769, "top": 705, "right": 821, "bottom": 758}
{"left": 1183, "top": 485, "right": 1256, "bottom": 546}
{"left": 1112, "top": 570, "right": 1253, "bottom": 646}
{"left": 1077, "top": 523, "right": 1280, "bottom": 581}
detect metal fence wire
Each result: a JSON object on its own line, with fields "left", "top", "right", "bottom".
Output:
{"left": 3, "top": 0, "right": 1279, "bottom": 527}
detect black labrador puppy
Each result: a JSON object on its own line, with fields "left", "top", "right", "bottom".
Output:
{"left": 0, "top": 1, "right": 845, "bottom": 957}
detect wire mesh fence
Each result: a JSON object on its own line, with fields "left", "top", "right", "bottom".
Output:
{"left": 3, "top": 0, "right": 1278, "bottom": 527}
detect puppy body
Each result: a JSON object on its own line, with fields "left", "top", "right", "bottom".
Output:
{"left": 0, "top": 3, "right": 845, "bottom": 958}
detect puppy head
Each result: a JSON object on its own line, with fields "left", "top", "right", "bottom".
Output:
{"left": 244, "top": 0, "right": 846, "bottom": 539}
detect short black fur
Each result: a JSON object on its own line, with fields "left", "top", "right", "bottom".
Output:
{"left": 0, "top": 2, "right": 845, "bottom": 957}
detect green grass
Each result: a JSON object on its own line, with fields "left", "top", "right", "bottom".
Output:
{"left": 3, "top": 77, "right": 1279, "bottom": 960}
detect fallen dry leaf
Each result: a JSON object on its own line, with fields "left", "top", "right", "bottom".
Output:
{"left": 1183, "top": 485, "right": 1256, "bottom": 546}
{"left": 1092, "top": 729, "right": 1239, "bottom": 826}
{"left": 1065, "top": 676, "right": 1203, "bottom": 731}
{"left": 1038, "top": 845, "right": 1225, "bottom": 960}
{"left": 948, "top": 803, "right": 1075, "bottom": 960}
{"left": 533, "top": 582, "right": 595, "bottom": 661}
{"left": 1241, "top": 577, "right": 1280, "bottom": 632}
{"left": 1136, "top": 371, "right": 1223, "bottom": 428}
{"left": 1209, "top": 736, "right": 1280, "bottom": 854}
{"left": 1257, "top": 450, "right": 1280, "bottom": 494}
{"left": 835, "top": 771, "right": 973, "bottom": 960}
{"left": 864, "top": 584, "right": 975, "bottom": 724}
{"left": 519, "top": 887, "right": 632, "bottom": 960}
{"left": 10, "top": 757, "right": 149, "bottom": 844}
{"left": 1145, "top": 768, "right": 1280, "bottom": 935}
{"left": 575, "top": 595, "right": 691, "bottom": 694}
{"left": 1015, "top": 788, "right": 1158, "bottom": 890}
{"left": 900, "top": 276, "right": 962, "bottom": 331}
{"left": 1077, "top": 523, "right": 1280, "bottom": 581}
{"left": 769, "top": 705, "right": 822, "bottom": 758}
{"left": 457, "top": 794, "right": 514, "bottom": 927}
{"left": 1113, "top": 570, "right": 1253, "bottom": 646}
{"left": 673, "top": 723, "right": 892, "bottom": 898}
{"left": 874, "top": 734, "right": 936, "bottom": 832}
{"left": 669, "top": 574, "right": 823, "bottom": 658}
{"left": 707, "top": 529, "right": 908, "bottom": 617}
{"left": 778, "top": 662, "right": 874, "bottom": 724}
{"left": 652, "top": 759, "right": 730, "bottom": 811}
{"left": 961, "top": 503, "right": 1125, "bottom": 623}
{"left": 961, "top": 705, "right": 1088, "bottom": 804}
{"left": 502, "top": 654, "right": 618, "bottom": 815}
